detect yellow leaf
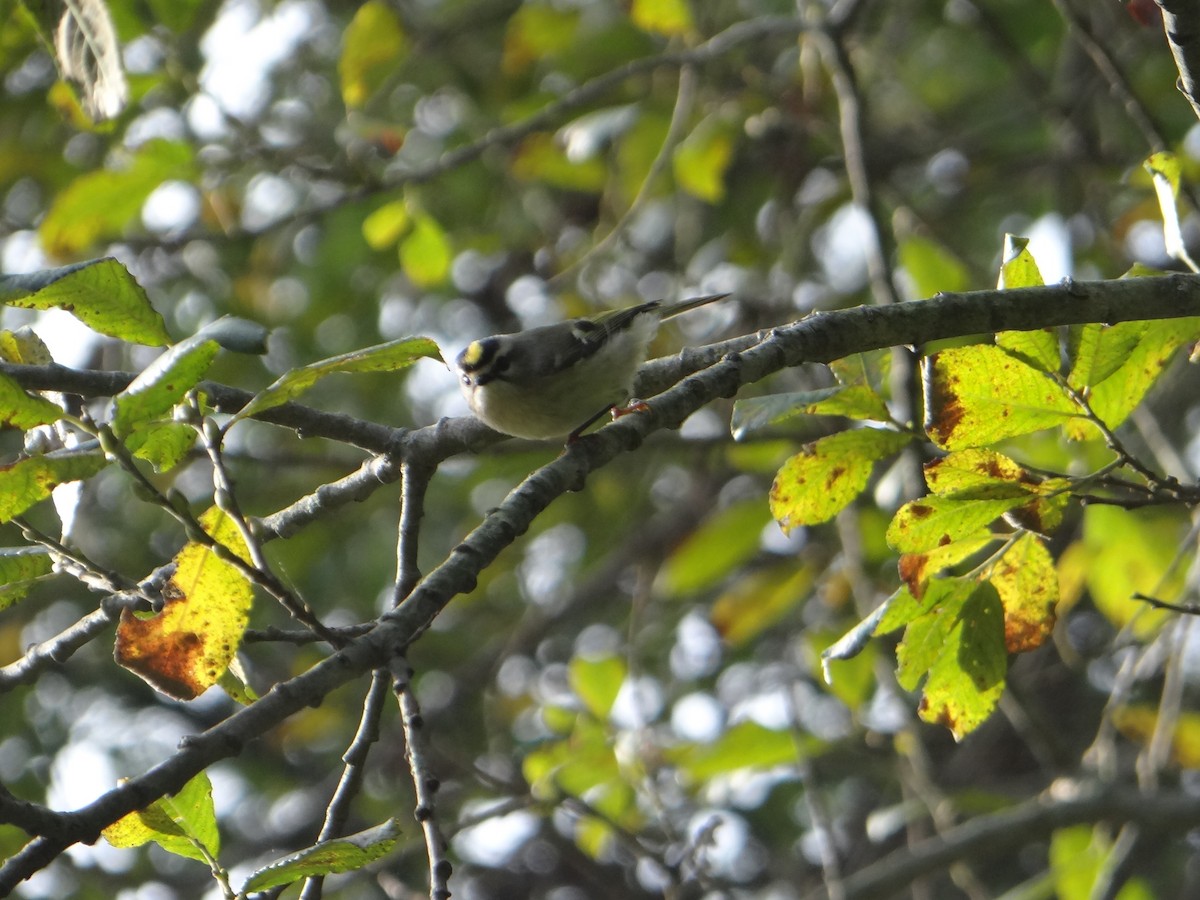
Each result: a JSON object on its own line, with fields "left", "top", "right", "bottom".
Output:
{"left": 988, "top": 533, "right": 1057, "bottom": 653}
{"left": 115, "top": 508, "right": 253, "bottom": 700}
{"left": 923, "top": 345, "right": 1080, "bottom": 450}
{"left": 770, "top": 428, "right": 912, "bottom": 532}
{"left": 339, "top": 1, "right": 407, "bottom": 109}
{"left": 363, "top": 200, "right": 409, "bottom": 250}
{"left": 630, "top": 0, "right": 694, "bottom": 37}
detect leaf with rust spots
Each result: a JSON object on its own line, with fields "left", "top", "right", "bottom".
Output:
{"left": 0, "top": 450, "right": 108, "bottom": 523}
{"left": 925, "top": 449, "right": 1041, "bottom": 495}
{"left": 922, "top": 345, "right": 1080, "bottom": 450}
{"left": 1002, "top": 490, "right": 1069, "bottom": 536}
{"left": 898, "top": 532, "right": 993, "bottom": 598}
{"left": 115, "top": 508, "right": 253, "bottom": 700}
{"left": 769, "top": 428, "right": 912, "bottom": 532}
{"left": 887, "top": 494, "right": 1027, "bottom": 554}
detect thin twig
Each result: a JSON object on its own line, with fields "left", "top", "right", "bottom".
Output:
{"left": 393, "top": 657, "right": 451, "bottom": 900}
{"left": 393, "top": 462, "right": 433, "bottom": 607}
{"left": 298, "top": 670, "right": 392, "bottom": 900}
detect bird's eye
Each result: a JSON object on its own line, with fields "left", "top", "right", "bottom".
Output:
{"left": 493, "top": 354, "right": 510, "bottom": 374}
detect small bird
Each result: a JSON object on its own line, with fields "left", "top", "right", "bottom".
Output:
{"left": 454, "top": 293, "right": 730, "bottom": 440}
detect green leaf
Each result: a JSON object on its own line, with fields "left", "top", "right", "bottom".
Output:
{"left": 924, "top": 450, "right": 1073, "bottom": 537}
{"left": 897, "top": 581, "right": 1006, "bottom": 739}
{"left": 399, "top": 214, "right": 452, "bottom": 288}
{"left": 1067, "top": 321, "right": 1146, "bottom": 389}
{"left": 878, "top": 579, "right": 966, "bottom": 635}
{"left": 242, "top": 819, "right": 402, "bottom": 892}
{"left": 1050, "top": 825, "right": 1155, "bottom": 900}
{"left": 0, "top": 450, "right": 108, "bottom": 523}
{"left": 1078, "top": 505, "right": 1180, "bottom": 636}
{"left": 0, "top": 258, "right": 169, "bottom": 347}
{"left": 569, "top": 655, "right": 626, "bottom": 719}
{"left": 996, "top": 234, "right": 1044, "bottom": 289}
{"left": 770, "top": 428, "right": 914, "bottom": 532}
{"left": 673, "top": 117, "right": 734, "bottom": 203}
{"left": 110, "top": 334, "right": 220, "bottom": 437}
{"left": 730, "top": 385, "right": 890, "bottom": 439}
{"left": 339, "top": 0, "right": 407, "bottom": 109}
{"left": 232, "top": 336, "right": 441, "bottom": 423}
{"left": 667, "top": 722, "right": 801, "bottom": 782}
{"left": 659, "top": 498, "right": 771, "bottom": 595}
{"left": 523, "top": 718, "right": 619, "bottom": 800}
{"left": 102, "top": 772, "right": 218, "bottom": 863}
{"left": 923, "top": 344, "right": 1080, "bottom": 449}
{"left": 0, "top": 372, "right": 64, "bottom": 429}
{"left": 0, "top": 547, "right": 53, "bottom": 612}
{"left": 40, "top": 140, "right": 198, "bottom": 256}
{"left": 887, "top": 494, "right": 1027, "bottom": 554}
{"left": 1067, "top": 318, "right": 1200, "bottom": 436}
{"left": 158, "top": 771, "right": 220, "bottom": 859}
{"left": 995, "top": 238, "right": 1058, "bottom": 374}
{"left": 897, "top": 236, "right": 970, "bottom": 297}
{"left": 124, "top": 421, "right": 198, "bottom": 472}
{"left": 0, "top": 327, "right": 52, "bottom": 364}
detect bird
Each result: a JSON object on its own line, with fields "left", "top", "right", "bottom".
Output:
{"left": 453, "top": 292, "right": 731, "bottom": 441}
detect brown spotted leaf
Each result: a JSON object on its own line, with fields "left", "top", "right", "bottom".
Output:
{"left": 987, "top": 533, "right": 1057, "bottom": 653}
{"left": 115, "top": 508, "right": 253, "bottom": 700}
{"left": 887, "top": 494, "right": 1027, "bottom": 554}
{"left": 923, "top": 449, "right": 1071, "bottom": 537}
{"left": 770, "top": 428, "right": 913, "bottom": 532}
{"left": 0, "top": 450, "right": 108, "bottom": 522}
{"left": 898, "top": 532, "right": 993, "bottom": 598}
{"left": 923, "top": 345, "right": 1080, "bottom": 450}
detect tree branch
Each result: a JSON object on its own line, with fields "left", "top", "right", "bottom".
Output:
{"left": 815, "top": 785, "right": 1200, "bottom": 900}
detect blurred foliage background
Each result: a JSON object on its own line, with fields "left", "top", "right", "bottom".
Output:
{"left": 3, "top": 0, "right": 1200, "bottom": 897}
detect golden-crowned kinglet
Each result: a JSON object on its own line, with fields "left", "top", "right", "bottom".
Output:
{"left": 454, "top": 293, "right": 730, "bottom": 440}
